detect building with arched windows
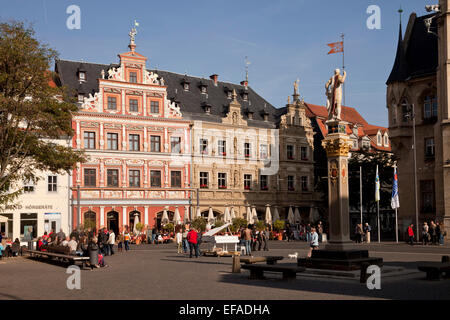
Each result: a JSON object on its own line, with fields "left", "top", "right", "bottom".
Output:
{"left": 386, "top": 2, "right": 450, "bottom": 238}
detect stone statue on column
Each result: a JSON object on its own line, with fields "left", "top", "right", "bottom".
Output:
{"left": 325, "top": 69, "right": 346, "bottom": 121}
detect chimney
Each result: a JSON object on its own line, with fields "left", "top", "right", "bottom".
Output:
{"left": 210, "top": 74, "right": 218, "bottom": 86}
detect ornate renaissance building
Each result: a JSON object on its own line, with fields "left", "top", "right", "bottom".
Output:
{"left": 386, "top": 1, "right": 450, "bottom": 236}
{"left": 55, "top": 35, "right": 192, "bottom": 233}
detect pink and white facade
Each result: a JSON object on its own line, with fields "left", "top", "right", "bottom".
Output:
{"left": 67, "top": 40, "right": 191, "bottom": 233}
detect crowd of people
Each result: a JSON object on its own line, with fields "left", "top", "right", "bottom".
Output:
{"left": 420, "top": 221, "right": 446, "bottom": 246}
{"left": 354, "top": 223, "right": 372, "bottom": 243}
{"left": 0, "top": 234, "right": 21, "bottom": 258}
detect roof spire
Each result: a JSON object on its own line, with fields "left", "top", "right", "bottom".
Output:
{"left": 386, "top": 7, "right": 408, "bottom": 84}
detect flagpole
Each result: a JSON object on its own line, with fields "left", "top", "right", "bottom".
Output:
{"left": 341, "top": 33, "right": 345, "bottom": 106}
{"left": 377, "top": 199, "right": 380, "bottom": 243}
{"left": 360, "top": 166, "right": 363, "bottom": 225}
{"left": 395, "top": 207, "right": 398, "bottom": 243}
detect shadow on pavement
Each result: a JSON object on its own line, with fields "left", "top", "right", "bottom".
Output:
{"left": 217, "top": 261, "right": 450, "bottom": 300}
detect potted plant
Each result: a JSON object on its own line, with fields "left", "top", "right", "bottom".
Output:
{"left": 191, "top": 217, "right": 207, "bottom": 232}
{"left": 256, "top": 221, "right": 266, "bottom": 232}
{"left": 273, "top": 220, "right": 285, "bottom": 240}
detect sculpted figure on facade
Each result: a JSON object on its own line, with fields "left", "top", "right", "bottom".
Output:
{"left": 325, "top": 69, "right": 346, "bottom": 121}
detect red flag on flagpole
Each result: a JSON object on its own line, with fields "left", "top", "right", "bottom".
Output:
{"left": 327, "top": 41, "right": 343, "bottom": 54}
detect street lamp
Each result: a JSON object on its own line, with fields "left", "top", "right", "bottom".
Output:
{"left": 405, "top": 103, "right": 419, "bottom": 240}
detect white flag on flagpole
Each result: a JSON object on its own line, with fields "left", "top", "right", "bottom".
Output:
{"left": 375, "top": 165, "right": 380, "bottom": 202}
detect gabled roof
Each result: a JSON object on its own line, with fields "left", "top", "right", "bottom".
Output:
{"left": 54, "top": 59, "right": 279, "bottom": 128}
{"left": 304, "top": 102, "right": 391, "bottom": 152}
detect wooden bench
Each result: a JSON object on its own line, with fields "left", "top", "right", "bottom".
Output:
{"left": 241, "top": 264, "right": 306, "bottom": 280}
{"left": 417, "top": 256, "right": 450, "bottom": 280}
{"left": 240, "top": 256, "right": 284, "bottom": 265}
{"left": 23, "top": 247, "right": 89, "bottom": 269}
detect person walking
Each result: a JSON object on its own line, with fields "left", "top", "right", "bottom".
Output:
{"left": 117, "top": 228, "right": 123, "bottom": 252}
{"left": 243, "top": 225, "right": 252, "bottom": 256}
{"left": 430, "top": 221, "right": 437, "bottom": 245}
{"left": 317, "top": 221, "right": 323, "bottom": 243}
{"left": 176, "top": 229, "right": 183, "bottom": 254}
{"left": 108, "top": 229, "right": 115, "bottom": 255}
{"left": 436, "top": 222, "right": 442, "bottom": 246}
{"left": 407, "top": 224, "right": 415, "bottom": 245}
{"left": 251, "top": 226, "right": 258, "bottom": 251}
{"left": 187, "top": 228, "right": 198, "bottom": 258}
{"left": 182, "top": 227, "right": 189, "bottom": 253}
{"left": 422, "top": 222, "right": 429, "bottom": 245}
{"left": 438, "top": 222, "right": 446, "bottom": 245}
{"left": 146, "top": 226, "right": 152, "bottom": 244}
{"left": 88, "top": 236, "right": 100, "bottom": 270}
{"left": 306, "top": 223, "right": 311, "bottom": 243}
{"left": 307, "top": 227, "right": 319, "bottom": 258}
{"left": 363, "top": 223, "right": 371, "bottom": 244}
{"left": 355, "top": 224, "right": 361, "bottom": 243}
{"left": 285, "top": 223, "right": 292, "bottom": 242}
{"left": 258, "top": 227, "right": 269, "bottom": 251}
{"left": 123, "top": 228, "right": 131, "bottom": 251}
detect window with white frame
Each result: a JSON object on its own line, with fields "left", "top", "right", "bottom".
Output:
{"left": 48, "top": 175, "right": 57, "bottom": 192}
{"left": 200, "top": 172, "right": 209, "bottom": 188}
{"left": 218, "top": 173, "right": 227, "bottom": 189}
{"left": 23, "top": 179, "right": 35, "bottom": 193}
{"left": 244, "top": 174, "right": 252, "bottom": 190}
{"left": 260, "top": 144, "right": 268, "bottom": 159}
{"left": 218, "top": 140, "right": 226, "bottom": 156}
{"left": 200, "top": 139, "right": 208, "bottom": 154}
{"left": 244, "top": 143, "right": 251, "bottom": 158}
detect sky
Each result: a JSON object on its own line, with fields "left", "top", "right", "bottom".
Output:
{"left": 0, "top": 0, "right": 433, "bottom": 127}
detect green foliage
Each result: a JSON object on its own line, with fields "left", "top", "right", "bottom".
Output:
{"left": 0, "top": 21, "right": 85, "bottom": 210}
{"left": 232, "top": 218, "right": 248, "bottom": 231}
{"left": 348, "top": 151, "right": 396, "bottom": 215}
{"left": 214, "top": 220, "right": 225, "bottom": 228}
{"left": 164, "top": 223, "right": 174, "bottom": 232}
{"left": 191, "top": 217, "right": 206, "bottom": 232}
{"left": 135, "top": 222, "right": 144, "bottom": 232}
{"left": 255, "top": 221, "right": 266, "bottom": 231}
{"left": 273, "top": 220, "right": 285, "bottom": 231}
{"left": 83, "top": 219, "right": 96, "bottom": 231}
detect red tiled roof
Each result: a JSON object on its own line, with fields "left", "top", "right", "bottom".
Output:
{"left": 305, "top": 102, "right": 391, "bottom": 152}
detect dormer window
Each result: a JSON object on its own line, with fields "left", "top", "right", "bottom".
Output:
{"left": 184, "top": 83, "right": 190, "bottom": 91}
{"left": 247, "top": 111, "right": 254, "bottom": 120}
{"left": 362, "top": 140, "right": 370, "bottom": 150}
{"left": 377, "top": 132, "right": 382, "bottom": 146}
{"left": 78, "top": 71, "right": 86, "bottom": 82}
{"left": 129, "top": 72, "right": 137, "bottom": 83}
{"left": 242, "top": 92, "right": 248, "bottom": 101}
{"left": 384, "top": 134, "right": 389, "bottom": 147}
{"left": 78, "top": 94, "right": 84, "bottom": 103}
{"left": 203, "top": 103, "right": 211, "bottom": 114}
{"left": 201, "top": 86, "right": 207, "bottom": 94}
{"left": 227, "top": 91, "right": 232, "bottom": 99}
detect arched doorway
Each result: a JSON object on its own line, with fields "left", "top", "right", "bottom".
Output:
{"left": 83, "top": 211, "right": 97, "bottom": 231}
{"left": 107, "top": 211, "right": 119, "bottom": 235}
{"left": 155, "top": 211, "right": 174, "bottom": 230}
{"left": 129, "top": 210, "right": 141, "bottom": 234}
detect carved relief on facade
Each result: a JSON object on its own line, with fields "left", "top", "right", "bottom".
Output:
{"left": 81, "top": 93, "right": 100, "bottom": 112}
{"left": 81, "top": 190, "right": 100, "bottom": 198}
{"left": 148, "top": 191, "right": 164, "bottom": 199}
{"left": 143, "top": 70, "right": 159, "bottom": 85}
{"left": 127, "top": 191, "right": 144, "bottom": 198}
{"left": 104, "top": 191, "right": 122, "bottom": 198}
{"left": 107, "top": 66, "right": 124, "bottom": 81}
{"left": 167, "top": 191, "right": 184, "bottom": 199}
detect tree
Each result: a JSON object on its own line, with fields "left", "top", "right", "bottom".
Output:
{"left": 0, "top": 21, "right": 84, "bottom": 209}
{"left": 191, "top": 217, "right": 206, "bottom": 232}
{"left": 348, "top": 151, "right": 397, "bottom": 216}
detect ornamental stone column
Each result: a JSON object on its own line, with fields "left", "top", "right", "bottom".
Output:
{"left": 321, "top": 120, "right": 353, "bottom": 251}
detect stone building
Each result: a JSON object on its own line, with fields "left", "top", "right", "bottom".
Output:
{"left": 386, "top": 1, "right": 450, "bottom": 237}
{"left": 157, "top": 70, "right": 318, "bottom": 221}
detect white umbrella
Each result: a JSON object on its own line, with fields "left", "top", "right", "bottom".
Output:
{"left": 161, "top": 209, "right": 169, "bottom": 224}
{"left": 207, "top": 207, "right": 215, "bottom": 224}
{"left": 223, "top": 207, "right": 231, "bottom": 223}
{"left": 196, "top": 206, "right": 201, "bottom": 219}
{"left": 230, "top": 206, "right": 236, "bottom": 220}
{"left": 133, "top": 213, "right": 140, "bottom": 235}
{"left": 287, "top": 206, "right": 295, "bottom": 224}
{"left": 174, "top": 206, "right": 181, "bottom": 225}
{"left": 246, "top": 206, "right": 253, "bottom": 225}
{"left": 310, "top": 207, "right": 320, "bottom": 223}
{"left": 183, "top": 207, "right": 190, "bottom": 224}
{"left": 252, "top": 206, "right": 258, "bottom": 223}
{"left": 294, "top": 207, "right": 301, "bottom": 224}
{"left": 265, "top": 205, "right": 272, "bottom": 224}
{"left": 273, "top": 207, "right": 280, "bottom": 222}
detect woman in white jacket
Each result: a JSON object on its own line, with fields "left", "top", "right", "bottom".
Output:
{"left": 307, "top": 227, "right": 319, "bottom": 258}
{"left": 107, "top": 230, "right": 116, "bottom": 255}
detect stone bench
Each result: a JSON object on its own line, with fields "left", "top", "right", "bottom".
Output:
{"left": 240, "top": 256, "right": 284, "bottom": 265}
{"left": 241, "top": 264, "right": 306, "bottom": 280}
{"left": 417, "top": 256, "right": 450, "bottom": 280}
{"left": 24, "top": 248, "right": 89, "bottom": 269}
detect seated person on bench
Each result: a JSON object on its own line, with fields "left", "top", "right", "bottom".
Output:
{"left": 67, "top": 236, "right": 78, "bottom": 255}
{"left": 11, "top": 238, "right": 20, "bottom": 257}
